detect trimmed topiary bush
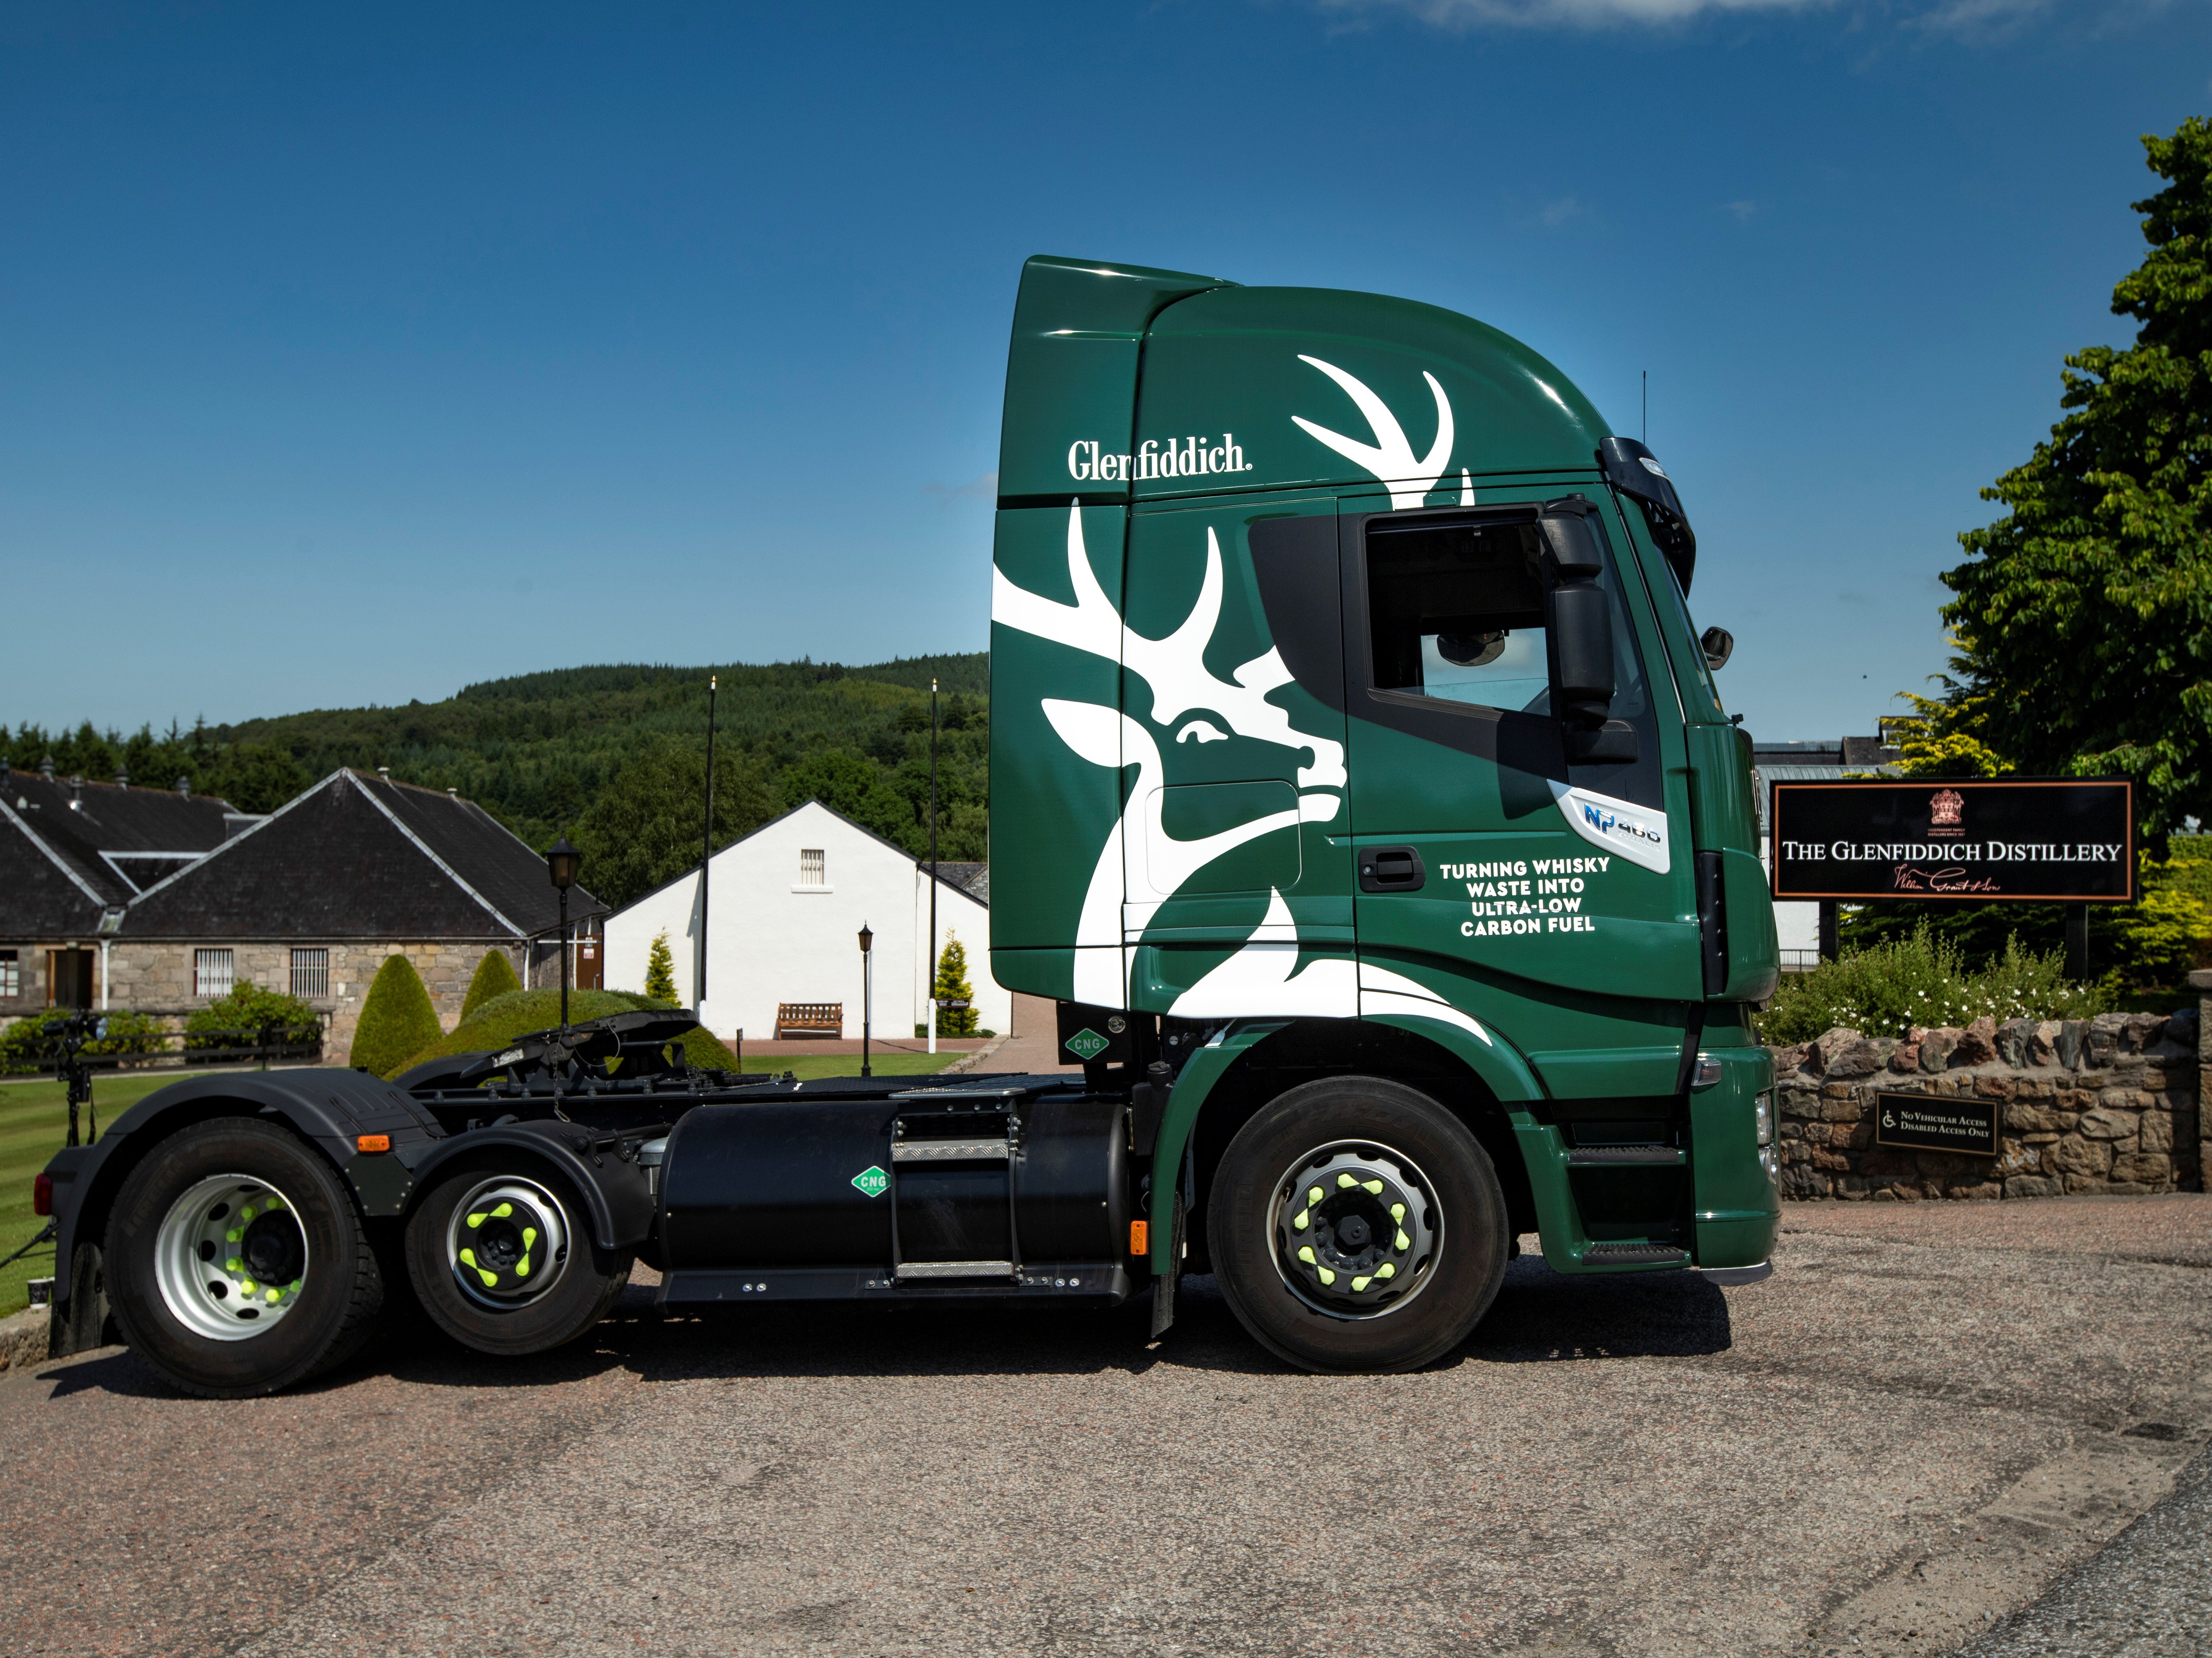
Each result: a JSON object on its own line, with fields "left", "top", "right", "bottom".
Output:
{"left": 394, "top": 988, "right": 740, "bottom": 1078}
{"left": 353, "top": 954, "right": 444, "bottom": 1077}
{"left": 460, "top": 949, "right": 523, "bottom": 1020}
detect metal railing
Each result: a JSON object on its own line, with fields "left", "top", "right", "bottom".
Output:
{"left": 3, "top": 1017, "right": 325, "bottom": 1077}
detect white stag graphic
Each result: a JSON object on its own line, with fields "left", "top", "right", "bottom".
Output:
{"left": 1293, "top": 354, "right": 1474, "bottom": 509}
{"left": 992, "top": 506, "right": 1346, "bottom": 1005}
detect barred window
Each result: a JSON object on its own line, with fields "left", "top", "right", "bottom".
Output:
{"left": 195, "top": 948, "right": 234, "bottom": 999}
{"left": 0, "top": 951, "right": 16, "bottom": 1000}
{"left": 290, "top": 947, "right": 330, "bottom": 1000}
{"left": 798, "top": 848, "right": 827, "bottom": 888}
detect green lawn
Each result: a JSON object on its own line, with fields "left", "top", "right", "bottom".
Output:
{"left": 0, "top": 1072, "right": 207, "bottom": 1319}
{"left": 0, "top": 1054, "right": 966, "bottom": 1318}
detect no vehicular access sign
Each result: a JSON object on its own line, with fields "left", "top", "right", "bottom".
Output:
{"left": 1770, "top": 779, "right": 2134, "bottom": 904}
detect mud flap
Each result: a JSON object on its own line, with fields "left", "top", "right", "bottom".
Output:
{"left": 50, "top": 1242, "right": 115, "bottom": 1360}
{"left": 1147, "top": 1144, "right": 1195, "bottom": 1342}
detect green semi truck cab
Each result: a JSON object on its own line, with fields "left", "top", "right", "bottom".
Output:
{"left": 990, "top": 255, "right": 1779, "bottom": 1365}
{"left": 36, "top": 254, "right": 1777, "bottom": 1396}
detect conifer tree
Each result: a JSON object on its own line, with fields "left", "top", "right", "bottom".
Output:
{"left": 644, "top": 929, "right": 680, "bottom": 1004}
{"left": 933, "top": 929, "right": 978, "bottom": 1037}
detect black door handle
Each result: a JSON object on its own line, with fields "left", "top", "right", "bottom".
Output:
{"left": 1359, "top": 846, "right": 1426, "bottom": 893}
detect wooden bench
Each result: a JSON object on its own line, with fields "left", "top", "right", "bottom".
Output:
{"left": 775, "top": 1002, "right": 844, "bottom": 1039}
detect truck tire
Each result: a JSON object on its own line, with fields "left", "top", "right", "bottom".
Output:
{"left": 1208, "top": 1076, "right": 1509, "bottom": 1374}
{"left": 106, "top": 1116, "right": 384, "bottom": 1398}
{"left": 404, "top": 1161, "right": 630, "bottom": 1357}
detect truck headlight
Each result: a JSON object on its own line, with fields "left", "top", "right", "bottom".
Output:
{"left": 1754, "top": 1089, "right": 1774, "bottom": 1147}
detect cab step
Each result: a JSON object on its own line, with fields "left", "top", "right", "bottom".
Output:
{"left": 1565, "top": 1146, "right": 1685, "bottom": 1166}
{"left": 1582, "top": 1243, "right": 1691, "bottom": 1267}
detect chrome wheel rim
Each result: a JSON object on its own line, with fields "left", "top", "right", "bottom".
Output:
{"left": 1269, "top": 1141, "right": 1441, "bottom": 1320}
{"left": 154, "top": 1174, "right": 310, "bottom": 1342}
{"left": 445, "top": 1176, "right": 572, "bottom": 1310}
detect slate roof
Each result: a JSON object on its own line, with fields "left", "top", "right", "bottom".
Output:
{"left": 124, "top": 770, "right": 599, "bottom": 941}
{"left": 0, "top": 773, "right": 240, "bottom": 936}
{"left": 931, "top": 861, "right": 989, "bottom": 900}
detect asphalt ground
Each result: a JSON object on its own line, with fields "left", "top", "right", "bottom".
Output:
{"left": 2, "top": 1193, "right": 2206, "bottom": 1658}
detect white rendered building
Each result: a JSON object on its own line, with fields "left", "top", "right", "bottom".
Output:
{"left": 599, "top": 799, "right": 1008, "bottom": 1042}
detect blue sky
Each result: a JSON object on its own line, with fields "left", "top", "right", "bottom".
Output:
{"left": 3, "top": 1, "right": 2204, "bottom": 742}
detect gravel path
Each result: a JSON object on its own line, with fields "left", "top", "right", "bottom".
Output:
{"left": 2, "top": 1194, "right": 2206, "bottom": 1656}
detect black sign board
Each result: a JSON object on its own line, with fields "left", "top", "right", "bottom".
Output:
{"left": 1770, "top": 779, "right": 2134, "bottom": 903}
{"left": 1872, "top": 1091, "right": 2000, "bottom": 1158}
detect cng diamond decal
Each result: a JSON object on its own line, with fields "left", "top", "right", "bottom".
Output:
{"left": 851, "top": 1165, "right": 888, "bottom": 1198}
{"left": 1064, "top": 1028, "right": 1111, "bottom": 1061}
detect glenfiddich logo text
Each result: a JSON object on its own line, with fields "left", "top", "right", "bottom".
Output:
{"left": 1067, "top": 435, "right": 1253, "bottom": 483}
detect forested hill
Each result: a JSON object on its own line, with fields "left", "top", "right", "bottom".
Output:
{"left": 4, "top": 654, "right": 990, "bottom": 904}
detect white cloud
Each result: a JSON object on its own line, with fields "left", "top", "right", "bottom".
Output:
{"left": 1903, "top": 0, "right": 2050, "bottom": 34}
{"left": 1319, "top": 0, "right": 1829, "bottom": 29}
{"left": 926, "top": 471, "right": 997, "bottom": 503}
{"left": 1539, "top": 195, "right": 1586, "bottom": 226}
{"left": 1724, "top": 199, "right": 1759, "bottom": 221}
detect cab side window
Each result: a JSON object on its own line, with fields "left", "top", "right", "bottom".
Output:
{"left": 1366, "top": 520, "right": 1549, "bottom": 713}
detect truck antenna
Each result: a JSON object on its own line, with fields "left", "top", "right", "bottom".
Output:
{"left": 1642, "top": 370, "right": 1647, "bottom": 443}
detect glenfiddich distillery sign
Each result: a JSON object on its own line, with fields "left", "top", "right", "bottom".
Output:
{"left": 1770, "top": 780, "right": 2135, "bottom": 903}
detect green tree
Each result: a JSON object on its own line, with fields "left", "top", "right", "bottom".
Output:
{"left": 781, "top": 747, "right": 914, "bottom": 844}
{"left": 460, "top": 949, "right": 523, "bottom": 1019}
{"left": 185, "top": 980, "right": 321, "bottom": 1053}
{"left": 351, "top": 954, "right": 443, "bottom": 1078}
{"left": 572, "top": 738, "right": 777, "bottom": 908}
{"left": 643, "top": 929, "right": 679, "bottom": 1003}
{"left": 932, "top": 928, "right": 978, "bottom": 1037}
{"left": 1931, "top": 118, "right": 2212, "bottom": 848}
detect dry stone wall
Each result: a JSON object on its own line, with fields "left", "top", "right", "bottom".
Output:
{"left": 1769, "top": 1008, "right": 2201, "bottom": 1201}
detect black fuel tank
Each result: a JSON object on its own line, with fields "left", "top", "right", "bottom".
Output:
{"left": 658, "top": 1091, "right": 1127, "bottom": 1273}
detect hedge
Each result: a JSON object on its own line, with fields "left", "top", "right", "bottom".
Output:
{"left": 392, "top": 988, "right": 740, "bottom": 1078}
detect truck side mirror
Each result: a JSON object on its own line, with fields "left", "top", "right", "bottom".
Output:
{"left": 1548, "top": 585, "right": 1615, "bottom": 719}
{"left": 1701, "top": 626, "right": 1734, "bottom": 671}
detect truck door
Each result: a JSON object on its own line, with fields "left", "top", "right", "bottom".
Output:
{"left": 1118, "top": 494, "right": 1353, "bottom": 1012}
{"left": 1341, "top": 489, "right": 1701, "bottom": 1093}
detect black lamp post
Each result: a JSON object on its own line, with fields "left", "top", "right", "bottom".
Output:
{"left": 857, "top": 921, "right": 873, "bottom": 1078}
{"left": 546, "top": 834, "right": 582, "bottom": 1033}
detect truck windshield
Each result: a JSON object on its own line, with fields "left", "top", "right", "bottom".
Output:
{"left": 1654, "top": 554, "right": 1723, "bottom": 717}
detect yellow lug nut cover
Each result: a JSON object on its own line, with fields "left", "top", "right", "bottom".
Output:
{"left": 226, "top": 1256, "right": 242, "bottom": 1272}
{"left": 1309, "top": 1186, "right": 1324, "bottom": 1205}
{"left": 1351, "top": 1276, "right": 1371, "bottom": 1292}
{"left": 1337, "top": 1173, "right": 1357, "bottom": 1189}
{"left": 1316, "top": 1267, "right": 1337, "bottom": 1286}
{"left": 240, "top": 1279, "right": 256, "bottom": 1293}
{"left": 240, "top": 1205, "right": 255, "bottom": 1221}
{"left": 515, "top": 1256, "right": 531, "bottom": 1277}
{"left": 491, "top": 1203, "right": 514, "bottom": 1219}
{"left": 466, "top": 1211, "right": 486, "bottom": 1228}
{"left": 1376, "top": 1262, "right": 1396, "bottom": 1279}
{"left": 1396, "top": 1230, "right": 1411, "bottom": 1250}
{"left": 459, "top": 1247, "right": 478, "bottom": 1267}
{"left": 477, "top": 1267, "right": 498, "bottom": 1287}
{"left": 226, "top": 1228, "right": 242, "bottom": 1242}
{"left": 523, "top": 1227, "right": 538, "bottom": 1248}
{"left": 1292, "top": 1210, "right": 1309, "bottom": 1230}
{"left": 1362, "top": 1180, "right": 1384, "bottom": 1195}
{"left": 1390, "top": 1203, "right": 1406, "bottom": 1222}
{"left": 264, "top": 1289, "right": 280, "bottom": 1303}
{"left": 1297, "top": 1246, "right": 1316, "bottom": 1265}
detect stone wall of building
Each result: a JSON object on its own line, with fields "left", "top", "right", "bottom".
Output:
{"left": 103, "top": 939, "right": 528, "bottom": 1067}
{"left": 1769, "top": 1008, "right": 2202, "bottom": 1201}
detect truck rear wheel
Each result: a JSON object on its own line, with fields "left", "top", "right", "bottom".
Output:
{"left": 404, "top": 1162, "right": 630, "bottom": 1357}
{"left": 107, "top": 1116, "right": 384, "bottom": 1398}
{"left": 1208, "top": 1076, "right": 1509, "bottom": 1373}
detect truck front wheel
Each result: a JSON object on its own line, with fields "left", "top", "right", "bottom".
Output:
{"left": 107, "top": 1116, "right": 385, "bottom": 1398}
{"left": 1208, "top": 1076, "right": 1509, "bottom": 1373}
{"left": 404, "top": 1163, "right": 630, "bottom": 1357}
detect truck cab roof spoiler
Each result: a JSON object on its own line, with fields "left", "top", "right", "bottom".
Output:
{"left": 1598, "top": 436, "right": 1697, "bottom": 594}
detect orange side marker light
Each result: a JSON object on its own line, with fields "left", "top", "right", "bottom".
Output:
{"left": 356, "top": 1133, "right": 392, "bottom": 1154}
{"left": 1130, "top": 1219, "right": 1149, "bottom": 1256}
